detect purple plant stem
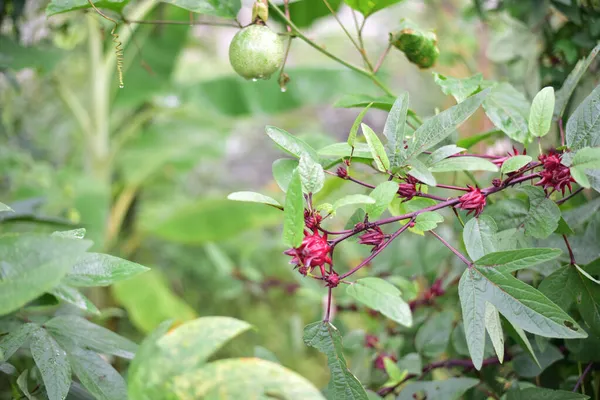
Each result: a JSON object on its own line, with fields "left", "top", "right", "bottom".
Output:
{"left": 417, "top": 192, "right": 448, "bottom": 202}
{"left": 563, "top": 234, "right": 577, "bottom": 265}
{"left": 557, "top": 187, "right": 584, "bottom": 205}
{"left": 339, "top": 219, "right": 414, "bottom": 279}
{"left": 559, "top": 118, "right": 566, "bottom": 147}
{"left": 348, "top": 176, "right": 376, "bottom": 189}
{"left": 324, "top": 287, "right": 333, "bottom": 322}
{"left": 573, "top": 362, "right": 594, "bottom": 392}
{"left": 436, "top": 183, "right": 470, "bottom": 192}
{"left": 429, "top": 230, "right": 471, "bottom": 267}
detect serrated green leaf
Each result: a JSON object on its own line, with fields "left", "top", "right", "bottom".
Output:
{"left": 365, "top": 181, "right": 399, "bottom": 219}
{"left": 362, "top": 124, "right": 390, "bottom": 172}
{"left": 45, "top": 315, "right": 137, "bottom": 359}
{"left": 318, "top": 142, "right": 373, "bottom": 160}
{"left": 483, "top": 83, "right": 530, "bottom": 143}
{"left": 571, "top": 147, "right": 600, "bottom": 170}
{"left": 415, "top": 311, "right": 454, "bottom": 357}
{"left": 0, "top": 323, "right": 37, "bottom": 362}
{"left": 0, "top": 234, "right": 92, "bottom": 316}
{"left": 413, "top": 212, "right": 444, "bottom": 231}
{"left": 432, "top": 72, "right": 483, "bottom": 103}
{"left": 283, "top": 170, "right": 304, "bottom": 247}
{"left": 474, "top": 248, "right": 562, "bottom": 273}
{"left": 427, "top": 145, "right": 466, "bottom": 165}
{"left": 566, "top": 85, "right": 600, "bottom": 150}
{"left": 30, "top": 326, "right": 71, "bottom": 400}
{"left": 430, "top": 156, "right": 498, "bottom": 172}
{"left": 227, "top": 192, "right": 282, "bottom": 209}
{"left": 519, "top": 186, "right": 561, "bottom": 239}
{"left": 349, "top": 103, "right": 373, "bottom": 148}
{"left": 501, "top": 155, "right": 533, "bottom": 173}
{"left": 0, "top": 202, "right": 13, "bottom": 212}
{"left": 463, "top": 215, "right": 498, "bottom": 261}
{"left": 49, "top": 284, "right": 100, "bottom": 315}
{"left": 333, "top": 194, "right": 375, "bottom": 210}
{"left": 64, "top": 253, "right": 149, "bottom": 287}
{"left": 303, "top": 321, "right": 368, "bottom": 400}
{"left": 529, "top": 87, "right": 555, "bottom": 138}
{"left": 265, "top": 126, "right": 319, "bottom": 162}
{"left": 383, "top": 93, "right": 409, "bottom": 169}
{"left": 346, "top": 277, "right": 412, "bottom": 327}
{"left": 485, "top": 303, "right": 504, "bottom": 363}
{"left": 298, "top": 155, "right": 325, "bottom": 194}
{"left": 272, "top": 158, "right": 299, "bottom": 192}
{"left": 405, "top": 89, "right": 488, "bottom": 159}
{"left": 69, "top": 347, "right": 127, "bottom": 400}
{"left": 397, "top": 378, "right": 479, "bottom": 400}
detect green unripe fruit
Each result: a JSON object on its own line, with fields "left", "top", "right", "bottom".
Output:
{"left": 229, "top": 24, "right": 285, "bottom": 80}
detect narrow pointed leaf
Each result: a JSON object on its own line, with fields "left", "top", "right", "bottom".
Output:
{"left": 503, "top": 319, "right": 541, "bottom": 368}
{"left": 265, "top": 126, "right": 319, "bottom": 161}
{"left": 283, "top": 170, "right": 304, "bottom": 248}
{"left": 427, "top": 145, "right": 466, "bottom": 165}
{"left": 69, "top": 347, "right": 127, "bottom": 400}
{"left": 30, "top": 327, "right": 71, "bottom": 400}
{"left": 0, "top": 202, "right": 14, "bottom": 212}
{"left": 430, "top": 156, "right": 498, "bottom": 172}
{"left": 485, "top": 303, "right": 504, "bottom": 363}
{"left": 383, "top": 93, "right": 409, "bottom": 168}
{"left": 348, "top": 103, "right": 373, "bottom": 148}
{"left": 318, "top": 142, "right": 373, "bottom": 160}
{"left": 333, "top": 194, "right": 375, "bottom": 210}
{"left": 0, "top": 323, "right": 37, "bottom": 362}
{"left": 227, "top": 192, "right": 282, "bottom": 209}
{"left": 529, "top": 87, "right": 555, "bottom": 138}
{"left": 474, "top": 248, "right": 562, "bottom": 273}
{"left": 458, "top": 269, "right": 486, "bottom": 369}
{"left": 64, "top": 253, "right": 149, "bottom": 287}
{"left": 362, "top": 124, "right": 390, "bottom": 172}
{"left": 566, "top": 85, "right": 600, "bottom": 150}
{"left": 49, "top": 284, "right": 100, "bottom": 315}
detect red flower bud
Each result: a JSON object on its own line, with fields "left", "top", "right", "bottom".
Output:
{"left": 365, "top": 334, "right": 379, "bottom": 349}
{"left": 397, "top": 176, "right": 419, "bottom": 200}
{"left": 358, "top": 227, "right": 388, "bottom": 252}
{"left": 492, "top": 178, "right": 502, "bottom": 187}
{"left": 456, "top": 185, "right": 486, "bottom": 216}
{"left": 304, "top": 209, "right": 322, "bottom": 230}
{"left": 336, "top": 166, "right": 349, "bottom": 179}
{"left": 284, "top": 229, "right": 332, "bottom": 276}
{"left": 325, "top": 272, "right": 340, "bottom": 288}
{"left": 374, "top": 352, "right": 397, "bottom": 371}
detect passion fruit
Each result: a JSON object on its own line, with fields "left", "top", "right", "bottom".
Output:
{"left": 229, "top": 24, "right": 285, "bottom": 80}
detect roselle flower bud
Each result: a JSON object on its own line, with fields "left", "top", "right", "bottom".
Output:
{"left": 336, "top": 166, "right": 348, "bottom": 179}
{"left": 397, "top": 176, "right": 419, "bottom": 200}
{"left": 283, "top": 229, "right": 332, "bottom": 276}
{"left": 457, "top": 185, "right": 486, "bottom": 216}
{"left": 374, "top": 352, "right": 397, "bottom": 371}
{"left": 358, "top": 227, "right": 388, "bottom": 252}
{"left": 536, "top": 151, "right": 575, "bottom": 194}
{"left": 492, "top": 178, "right": 502, "bottom": 187}
{"left": 365, "top": 334, "right": 379, "bottom": 349}
{"left": 325, "top": 272, "right": 340, "bottom": 288}
{"left": 304, "top": 209, "right": 322, "bottom": 230}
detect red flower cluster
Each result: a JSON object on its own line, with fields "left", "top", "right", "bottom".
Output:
{"left": 397, "top": 175, "right": 420, "bottom": 200}
{"left": 358, "top": 226, "right": 388, "bottom": 252}
{"left": 494, "top": 146, "right": 527, "bottom": 170}
{"left": 304, "top": 209, "right": 322, "bottom": 230}
{"left": 456, "top": 185, "right": 486, "bottom": 216}
{"left": 284, "top": 229, "right": 332, "bottom": 276}
{"left": 536, "top": 151, "right": 575, "bottom": 194}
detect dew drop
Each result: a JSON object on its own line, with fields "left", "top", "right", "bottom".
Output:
{"left": 119, "top": 84, "right": 125, "bottom": 89}
{"left": 251, "top": 78, "right": 258, "bottom": 82}
{"left": 280, "top": 87, "right": 287, "bottom": 93}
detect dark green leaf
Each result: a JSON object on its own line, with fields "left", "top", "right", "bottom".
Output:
{"left": 566, "top": 85, "right": 600, "bottom": 150}
{"left": 415, "top": 311, "right": 454, "bottom": 358}
{"left": 432, "top": 72, "right": 483, "bottom": 103}
{"left": 49, "top": 284, "right": 100, "bottom": 315}
{"left": 64, "top": 253, "right": 149, "bottom": 287}
{"left": 303, "top": 321, "right": 368, "bottom": 400}
{"left": 463, "top": 215, "right": 497, "bottom": 261}
{"left": 396, "top": 378, "right": 479, "bottom": 400}
{"left": 159, "top": 0, "right": 240, "bottom": 18}
{"left": 271, "top": 0, "right": 341, "bottom": 28}
{"left": 0, "top": 323, "right": 37, "bottom": 362}
{"left": 555, "top": 216, "right": 575, "bottom": 235}
{"left": 383, "top": 93, "right": 409, "bottom": 169}
{"left": 519, "top": 186, "right": 561, "bottom": 239}
{"left": 283, "top": 170, "right": 304, "bottom": 247}
{"left": 46, "top": 0, "right": 126, "bottom": 16}
{"left": 365, "top": 181, "right": 398, "bottom": 219}
{"left": 265, "top": 126, "right": 319, "bottom": 162}
{"left": 30, "top": 327, "right": 71, "bottom": 400}
{"left": 483, "top": 83, "right": 530, "bottom": 143}
{"left": 529, "top": 87, "right": 555, "bottom": 138}
{"left": 69, "top": 347, "right": 127, "bottom": 400}
{"left": 474, "top": 248, "right": 562, "bottom": 273}
{"left": 513, "top": 343, "right": 563, "bottom": 378}
{"left": 346, "top": 277, "right": 412, "bottom": 326}
{"left": 227, "top": 192, "right": 282, "bottom": 209}
{"left": 518, "top": 388, "right": 589, "bottom": 400}
{"left": 45, "top": 315, "right": 137, "bottom": 359}
{"left": 298, "top": 155, "right": 325, "bottom": 194}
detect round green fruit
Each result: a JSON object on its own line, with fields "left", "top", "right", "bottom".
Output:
{"left": 229, "top": 24, "right": 285, "bottom": 80}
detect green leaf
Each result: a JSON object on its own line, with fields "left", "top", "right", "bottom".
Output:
{"left": 0, "top": 37, "right": 63, "bottom": 72}
{"left": 265, "top": 126, "right": 319, "bottom": 162}
{"left": 405, "top": 89, "right": 488, "bottom": 160}
{"left": 463, "top": 215, "right": 498, "bottom": 261}
{"left": 566, "top": 85, "right": 600, "bottom": 150}
{"left": 554, "top": 43, "right": 600, "bottom": 121}
{"left": 539, "top": 267, "right": 576, "bottom": 311}
{"left": 51, "top": 228, "right": 86, "bottom": 239}
{"left": 303, "top": 321, "right": 368, "bottom": 400}
{"left": 397, "top": 378, "right": 479, "bottom": 400}
{"left": 333, "top": 194, "right": 376, "bottom": 210}
{"left": 483, "top": 83, "right": 530, "bottom": 143}
{"left": 335, "top": 94, "right": 396, "bottom": 111}
{"left": 348, "top": 103, "right": 373, "bottom": 148}
{"left": 0, "top": 234, "right": 92, "bottom": 316}
{"left": 429, "top": 156, "right": 498, "bottom": 172}
{"left": 518, "top": 388, "right": 589, "bottom": 400}
{"left": 383, "top": 93, "right": 409, "bottom": 169}
{"left": 456, "top": 129, "right": 504, "bottom": 149}
{"left": 271, "top": 0, "right": 341, "bottom": 28}
{"left": 175, "top": 358, "right": 326, "bottom": 399}
{"left": 571, "top": 147, "right": 600, "bottom": 170}
{"left": 227, "top": 191, "right": 282, "bottom": 209}
{"left": 485, "top": 303, "right": 504, "bottom": 363}
{"left": 272, "top": 158, "right": 299, "bottom": 192}
{"left": 0, "top": 323, "right": 37, "bottom": 362}
{"left": 49, "top": 284, "right": 100, "bottom": 315}
{"left": 46, "top": 0, "right": 127, "bottom": 16}
{"left": 113, "top": 270, "right": 197, "bottom": 334}
{"left": 128, "top": 317, "right": 252, "bottom": 398}
{"left": 504, "top": 320, "right": 541, "bottom": 368}
{"left": 555, "top": 216, "right": 575, "bottom": 235}
{"left": 0, "top": 202, "right": 13, "bottom": 212}
{"left": 383, "top": 357, "right": 406, "bottom": 384}
{"left": 575, "top": 264, "right": 600, "bottom": 285}
{"left": 283, "top": 170, "right": 304, "bottom": 248}
{"left": 159, "top": 0, "right": 240, "bottom": 17}
{"left": 298, "top": 155, "right": 325, "bottom": 194}
{"left": 346, "top": 277, "right": 412, "bottom": 327}
{"left": 397, "top": 353, "right": 422, "bottom": 375}
{"left": 64, "top": 253, "right": 149, "bottom": 287}
{"left": 343, "top": 0, "right": 402, "bottom": 16}
{"left": 362, "top": 124, "right": 390, "bottom": 172}
{"left": 513, "top": 343, "right": 563, "bottom": 378}
{"left": 529, "top": 87, "right": 555, "bottom": 138}
{"left": 413, "top": 212, "right": 444, "bottom": 231}
{"left": 427, "top": 145, "right": 466, "bottom": 165}
{"left": 415, "top": 311, "right": 454, "bottom": 357}
{"left": 501, "top": 155, "right": 533, "bottom": 174}
{"left": 318, "top": 142, "right": 373, "bottom": 160}
{"left": 519, "top": 186, "right": 561, "bottom": 239}
{"left": 365, "top": 181, "right": 399, "bottom": 219}
{"left": 459, "top": 267, "right": 586, "bottom": 369}
{"left": 571, "top": 167, "right": 591, "bottom": 188}
{"left": 16, "top": 370, "right": 34, "bottom": 400}
{"left": 30, "top": 327, "right": 71, "bottom": 400}
{"left": 474, "top": 248, "right": 562, "bottom": 273}
{"left": 68, "top": 347, "right": 127, "bottom": 400}
{"left": 432, "top": 72, "right": 483, "bottom": 103}
{"left": 407, "top": 158, "right": 437, "bottom": 186}
{"left": 45, "top": 315, "right": 137, "bottom": 359}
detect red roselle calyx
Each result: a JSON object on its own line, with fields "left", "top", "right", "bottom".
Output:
{"left": 536, "top": 151, "right": 575, "bottom": 194}
{"left": 397, "top": 175, "right": 420, "bottom": 200}
{"left": 336, "top": 166, "right": 349, "bottom": 179}
{"left": 456, "top": 185, "right": 486, "bottom": 216}
{"left": 304, "top": 209, "right": 322, "bottom": 230}
{"left": 374, "top": 353, "right": 397, "bottom": 371}
{"left": 358, "top": 226, "right": 388, "bottom": 252}
{"left": 325, "top": 272, "right": 340, "bottom": 288}
{"left": 365, "top": 334, "right": 379, "bottom": 349}
{"left": 283, "top": 229, "right": 332, "bottom": 277}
